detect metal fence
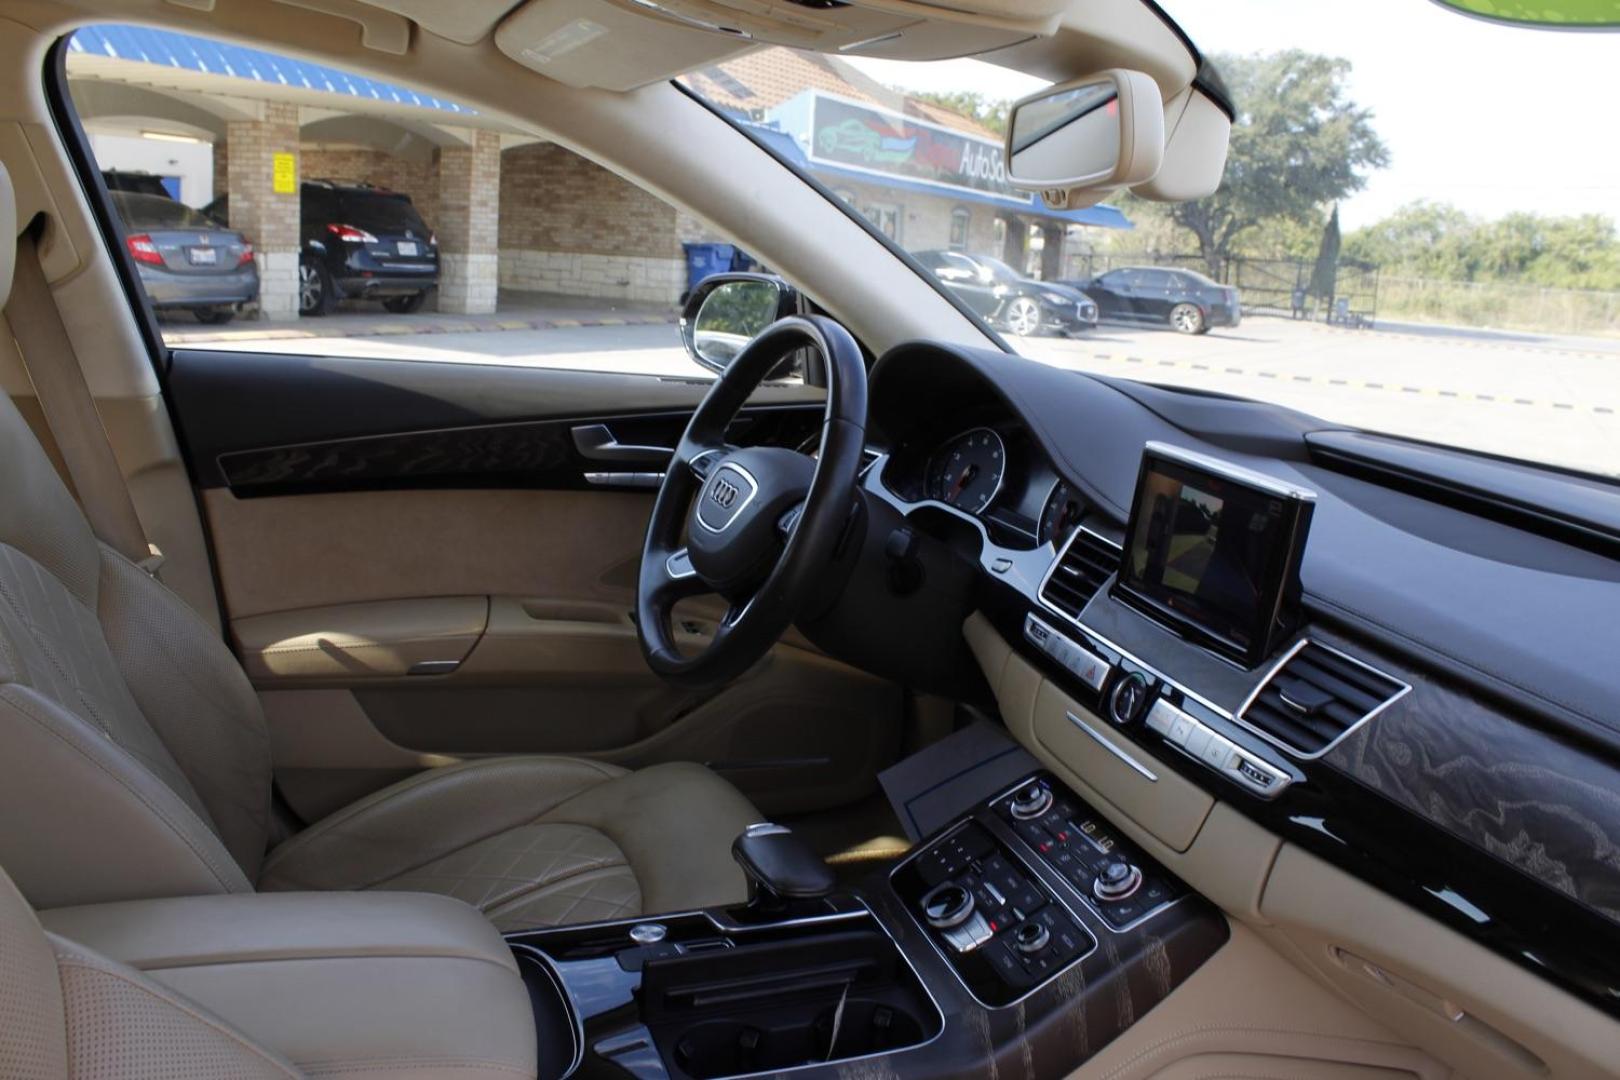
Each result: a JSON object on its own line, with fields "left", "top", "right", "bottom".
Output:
{"left": 1062, "top": 251, "right": 1380, "bottom": 323}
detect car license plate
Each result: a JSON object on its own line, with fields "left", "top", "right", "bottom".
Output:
{"left": 188, "top": 247, "right": 217, "bottom": 266}
{"left": 396, "top": 241, "right": 418, "bottom": 256}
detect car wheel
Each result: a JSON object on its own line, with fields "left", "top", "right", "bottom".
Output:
{"left": 382, "top": 292, "right": 427, "bottom": 314}
{"left": 1170, "top": 302, "right": 1205, "bottom": 334}
{"left": 194, "top": 306, "right": 235, "bottom": 325}
{"left": 1003, "top": 296, "right": 1042, "bottom": 337}
{"left": 299, "top": 259, "right": 335, "bottom": 317}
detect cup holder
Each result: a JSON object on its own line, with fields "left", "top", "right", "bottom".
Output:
{"left": 673, "top": 999, "right": 928, "bottom": 1079}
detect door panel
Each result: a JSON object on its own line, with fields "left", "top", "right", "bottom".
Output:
{"left": 169, "top": 349, "right": 902, "bottom": 821}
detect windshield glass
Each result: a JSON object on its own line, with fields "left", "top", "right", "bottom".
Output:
{"left": 682, "top": 4, "right": 1619, "bottom": 480}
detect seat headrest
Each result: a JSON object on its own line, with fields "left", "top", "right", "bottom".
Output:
{"left": 0, "top": 162, "right": 14, "bottom": 310}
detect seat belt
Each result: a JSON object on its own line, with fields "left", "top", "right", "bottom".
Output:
{"left": 6, "top": 226, "right": 163, "bottom": 575}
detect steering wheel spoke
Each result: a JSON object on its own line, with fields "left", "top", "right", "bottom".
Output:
{"left": 650, "top": 547, "right": 710, "bottom": 606}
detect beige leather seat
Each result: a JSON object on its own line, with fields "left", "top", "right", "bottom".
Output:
{"left": 0, "top": 163, "right": 758, "bottom": 929}
{"left": 0, "top": 863, "right": 539, "bottom": 1079}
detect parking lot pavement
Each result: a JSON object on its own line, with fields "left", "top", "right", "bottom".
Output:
{"left": 1019, "top": 318, "right": 1620, "bottom": 478}
{"left": 195, "top": 311, "right": 1619, "bottom": 479}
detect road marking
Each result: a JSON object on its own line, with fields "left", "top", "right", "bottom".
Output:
{"left": 1070, "top": 352, "right": 1617, "bottom": 414}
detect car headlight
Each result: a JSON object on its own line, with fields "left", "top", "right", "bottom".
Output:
{"left": 1039, "top": 290, "right": 1070, "bottom": 305}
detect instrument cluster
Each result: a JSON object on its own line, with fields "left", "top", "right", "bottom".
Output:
{"left": 881, "top": 420, "right": 1094, "bottom": 551}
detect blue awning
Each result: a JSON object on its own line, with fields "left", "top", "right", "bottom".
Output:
{"left": 68, "top": 24, "right": 476, "bottom": 116}
{"left": 746, "top": 122, "right": 1129, "bottom": 229}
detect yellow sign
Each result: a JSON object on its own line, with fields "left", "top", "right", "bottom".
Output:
{"left": 272, "top": 152, "right": 297, "bottom": 195}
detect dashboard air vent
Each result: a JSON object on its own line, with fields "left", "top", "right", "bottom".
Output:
{"left": 1240, "top": 642, "right": 1409, "bottom": 757}
{"left": 1040, "top": 528, "right": 1120, "bottom": 620}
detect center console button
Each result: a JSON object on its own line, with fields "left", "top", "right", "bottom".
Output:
{"left": 1008, "top": 783, "right": 1053, "bottom": 820}
{"left": 920, "top": 882, "right": 975, "bottom": 929}
{"left": 1012, "top": 920, "right": 1051, "bottom": 954}
{"left": 940, "top": 909, "right": 994, "bottom": 953}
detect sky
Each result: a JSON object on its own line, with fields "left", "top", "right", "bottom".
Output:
{"left": 847, "top": 0, "right": 1620, "bottom": 230}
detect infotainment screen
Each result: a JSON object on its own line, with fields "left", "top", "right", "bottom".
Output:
{"left": 1115, "top": 442, "right": 1315, "bottom": 668}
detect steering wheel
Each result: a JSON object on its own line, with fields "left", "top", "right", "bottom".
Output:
{"left": 637, "top": 316, "right": 867, "bottom": 688}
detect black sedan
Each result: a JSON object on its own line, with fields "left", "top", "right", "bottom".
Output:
{"left": 913, "top": 249, "right": 1097, "bottom": 337}
{"left": 1063, "top": 266, "right": 1240, "bottom": 334}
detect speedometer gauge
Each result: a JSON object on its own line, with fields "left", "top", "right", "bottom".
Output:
{"left": 1039, "top": 481, "right": 1085, "bottom": 547}
{"left": 926, "top": 427, "right": 1006, "bottom": 514}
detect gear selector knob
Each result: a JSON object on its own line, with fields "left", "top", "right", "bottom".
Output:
{"left": 731, "top": 823, "right": 836, "bottom": 912}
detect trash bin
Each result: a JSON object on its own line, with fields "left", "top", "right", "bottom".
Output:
{"left": 683, "top": 242, "right": 740, "bottom": 294}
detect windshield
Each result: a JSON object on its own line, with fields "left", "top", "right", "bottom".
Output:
{"left": 682, "top": 4, "right": 1619, "bottom": 480}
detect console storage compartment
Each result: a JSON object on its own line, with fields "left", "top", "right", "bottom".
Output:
{"left": 507, "top": 905, "right": 941, "bottom": 1079}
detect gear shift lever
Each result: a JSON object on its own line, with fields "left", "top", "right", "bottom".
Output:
{"left": 731, "top": 822, "right": 836, "bottom": 914}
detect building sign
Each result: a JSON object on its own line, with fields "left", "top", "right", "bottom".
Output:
{"left": 803, "top": 93, "right": 1011, "bottom": 197}
{"left": 272, "top": 151, "right": 297, "bottom": 194}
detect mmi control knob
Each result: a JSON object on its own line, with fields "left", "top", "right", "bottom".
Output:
{"left": 920, "top": 882, "right": 975, "bottom": 930}
{"left": 1092, "top": 858, "right": 1142, "bottom": 902}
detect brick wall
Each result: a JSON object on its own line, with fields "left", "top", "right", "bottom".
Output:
{"left": 436, "top": 130, "right": 501, "bottom": 313}
{"left": 226, "top": 102, "right": 301, "bottom": 319}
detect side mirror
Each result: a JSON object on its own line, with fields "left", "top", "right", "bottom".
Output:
{"left": 681, "top": 273, "right": 800, "bottom": 374}
{"left": 1005, "top": 70, "right": 1164, "bottom": 206}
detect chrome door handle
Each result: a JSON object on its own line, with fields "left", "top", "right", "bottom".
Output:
{"left": 571, "top": 424, "right": 673, "bottom": 464}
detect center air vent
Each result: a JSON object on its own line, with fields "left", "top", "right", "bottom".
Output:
{"left": 1039, "top": 528, "right": 1120, "bottom": 620}
{"left": 1239, "top": 642, "right": 1410, "bottom": 757}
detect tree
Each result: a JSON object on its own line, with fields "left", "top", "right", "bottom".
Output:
{"left": 903, "top": 89, "right": 1009, "bottom": 135}
{"left": 1170, "top": 51, "right": 1389, "bottom": 276}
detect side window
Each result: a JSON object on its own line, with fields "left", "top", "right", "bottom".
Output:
{"left": 62, "top": 23, "right": 756, "bottom": 378}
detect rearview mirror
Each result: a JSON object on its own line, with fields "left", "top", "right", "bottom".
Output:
{"left": 681, "top": 273, "right": 799, "bottom": 374}
{"left": 1005, "top": 70, "right": 1164, "bottom": 202}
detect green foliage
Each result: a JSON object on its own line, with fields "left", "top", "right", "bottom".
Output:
{"left": 1168, "top": 50, "right": 1389, "bottom": 275}
{"left": 1344, "top": 201, "right": 1620, "bottom": 290}
{"left": 901, "top": 89, "right": 1009, "bottom": 135}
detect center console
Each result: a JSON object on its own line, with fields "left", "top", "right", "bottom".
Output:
{"left": 512, "top": 769, "right": 1227, "bottom": 1080}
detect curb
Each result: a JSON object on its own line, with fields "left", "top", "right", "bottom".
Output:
{"left": 166, "top": 311, "right": 680, "bottom": 345}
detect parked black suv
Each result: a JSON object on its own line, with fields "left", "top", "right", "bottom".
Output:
{"left": 913, "top": 249, "right": 1097, "bottom": 337}
{"left": 205, "top": 179, "right": 438, "bottom": 316}
{"left": 1062, "top": 266, "right": 1240, "bottom": 334}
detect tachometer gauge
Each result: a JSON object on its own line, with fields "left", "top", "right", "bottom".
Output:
{"left": 1039, "top": 481, "right": 1085, "bottom": 547}
{"left": 926, "top": 427, "right": 1006, "bottom": 514}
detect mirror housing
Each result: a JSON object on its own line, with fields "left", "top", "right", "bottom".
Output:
{"left": 1004, "top": 70, "right": 1165, "bottom": 209}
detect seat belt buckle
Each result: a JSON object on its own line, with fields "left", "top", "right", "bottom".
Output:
{"left": 138, "top": 543, "right": 166, "bottom": 578}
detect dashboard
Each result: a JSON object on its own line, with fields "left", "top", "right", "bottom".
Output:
{"left": 860, "top": 338, "right": 1620, "bottom": 1045}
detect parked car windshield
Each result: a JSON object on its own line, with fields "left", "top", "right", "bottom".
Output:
{"left": 683, "top": 1, "right": 1619, "bottom": 481}
{"left": 111, "top": 191, "right": 223, "bottom": 231}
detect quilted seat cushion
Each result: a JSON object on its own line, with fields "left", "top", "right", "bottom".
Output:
{"left": 258, "top": 756, "right": 758, "bottom": 930}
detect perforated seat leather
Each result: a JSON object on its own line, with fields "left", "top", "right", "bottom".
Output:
{"left": 0, "top": 161, "right": 757, "bottom": 926}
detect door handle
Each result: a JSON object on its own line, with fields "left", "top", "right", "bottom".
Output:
{"left": 571, "top": 424, "right": 673, "bottom": 464}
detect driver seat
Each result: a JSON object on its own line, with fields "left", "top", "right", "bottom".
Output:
{"left": 0, "top": 164, "right": 758, "bottom": 929}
